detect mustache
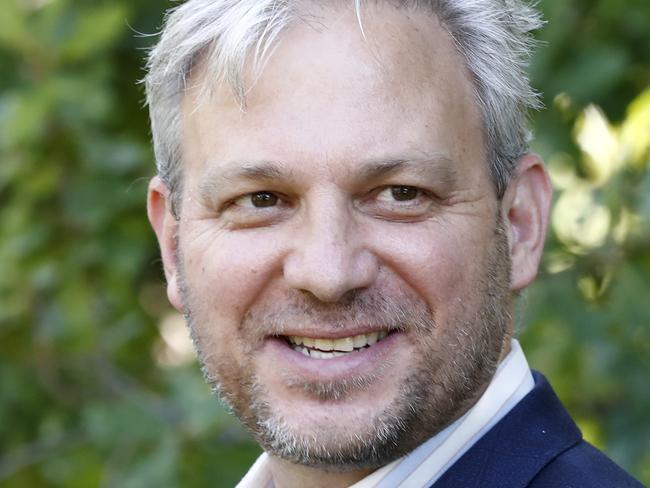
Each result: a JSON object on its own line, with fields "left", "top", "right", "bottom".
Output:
{"left": 241, "top": 288, "right": 436, "bottom": 337}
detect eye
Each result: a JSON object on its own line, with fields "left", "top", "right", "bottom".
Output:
{"left": 377, "top": 185, "right": 421, "bottom": 202}
{"left": 235, "top": 191, "right": 279, "bottom": 208}
{"left": 222, "top": 190, "right": 291, "bottom": 228}
{"left": 359, "top": 184, "right": 436, "bottom": 221}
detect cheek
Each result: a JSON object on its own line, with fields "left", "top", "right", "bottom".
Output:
{"left": 181, "top": 225, "right": 286, "bottom": 326}
{"left": 368, "top": 221, "right": 489, "bottom": 309}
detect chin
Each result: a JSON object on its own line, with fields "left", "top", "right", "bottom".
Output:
{"left": 230, "top": 372, "right": 438, "bottom": 469}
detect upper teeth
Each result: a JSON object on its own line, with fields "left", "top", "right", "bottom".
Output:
{"left": 288, "top": 331, "right": 388, "bottom": 352}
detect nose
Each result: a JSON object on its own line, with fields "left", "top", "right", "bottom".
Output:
{"left": 283, "top": 197, "right": 379, "bottom": 302}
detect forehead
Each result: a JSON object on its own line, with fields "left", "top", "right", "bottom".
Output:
{"left": 181, "top": 3, "right": 485, "bottom": 185}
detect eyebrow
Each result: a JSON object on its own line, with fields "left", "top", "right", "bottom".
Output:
{"left": 198, "top": 160, "right": 289, "bottom": 202}
{"left": 198, "top": 154, "right": 458, "bottom": 202}
{"left": 357, "top": 156, "right": 458, "bottom": 188}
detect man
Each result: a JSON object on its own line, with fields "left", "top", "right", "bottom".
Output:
{"left": 144, "top": 0, "right": 644, "bottom": 486}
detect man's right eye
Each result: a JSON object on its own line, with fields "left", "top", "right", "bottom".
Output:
{"left": 234, "top": 191, "right": 279, "bottom": 208}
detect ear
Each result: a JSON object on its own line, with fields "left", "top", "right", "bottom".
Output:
{"left": 501, "top": 154, "right": 552, "bottom": 291}
{"left": 147, "top": 176, "right": 184, "bottom": 312}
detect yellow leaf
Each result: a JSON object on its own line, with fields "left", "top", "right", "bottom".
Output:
{"left": 574, "top": 105, "right": 620, "bottom": 185}
{"left": 552, "top": 185, "right": 611, "bottom": 252}
{"left": 620, "top": 87, "right": 650, "bottom": 168}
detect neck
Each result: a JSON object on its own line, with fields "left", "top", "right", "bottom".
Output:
{"left": 268, "top": 455, "right": 375, "bottom": 488}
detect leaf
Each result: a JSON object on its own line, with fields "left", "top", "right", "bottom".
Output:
{"left": 574, "top": 105, "right": 620, "bottom": 184}
{"left": 620, "top": 87, "right": 650, "bottom": 167}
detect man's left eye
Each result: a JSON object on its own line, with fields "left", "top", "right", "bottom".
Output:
{"left": 377, "top": 185, "right": 421, "bottom": 202}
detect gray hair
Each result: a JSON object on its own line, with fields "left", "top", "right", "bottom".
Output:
{"left": 144, "top": 0, "right": 543, "bottom": 215}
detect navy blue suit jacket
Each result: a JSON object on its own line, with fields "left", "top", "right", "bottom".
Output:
{"left": 433, "top": 372, "right": 645, "bottom": 487}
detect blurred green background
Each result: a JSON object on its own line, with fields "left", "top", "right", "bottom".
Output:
{"left": 0, "top": 0, "right": 648, "bottom": 486}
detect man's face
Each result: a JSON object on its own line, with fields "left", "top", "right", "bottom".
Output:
{"left": 171, "top": 5, "right": 513, "bottom": 468}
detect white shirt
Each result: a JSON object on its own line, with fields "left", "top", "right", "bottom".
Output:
{"left": 237, "top": 339, "right": 534, "bottom": 488}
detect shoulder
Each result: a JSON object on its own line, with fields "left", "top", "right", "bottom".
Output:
{"left": 432, "top": 371, "right": 645, "bottom": 488}
{"left": 528, "top": 439, "right": 645, "bottom": 488}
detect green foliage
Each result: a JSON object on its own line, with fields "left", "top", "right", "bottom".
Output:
{"left": 0, "top": 0, "right": 648, "bottom": 486}
{"left": 522, "top": 87, "right": 650, "bottom": 479}
{"left": 0, "top": 1, "right": 260, "bottom": 486}
{"left": 522, "top": 3, "right": 650, "bottom": 479}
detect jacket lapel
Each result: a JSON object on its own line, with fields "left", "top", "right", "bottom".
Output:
{"left": 432, "top": 372, "right": 582, "bottom": 488}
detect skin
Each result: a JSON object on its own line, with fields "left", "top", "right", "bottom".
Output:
{"left": 148, "top": 4, "right": 551, "bottom": 488}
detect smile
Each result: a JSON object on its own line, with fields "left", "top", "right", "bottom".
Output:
{"left": 285, "top": 331, "right": 390, "bottom": 359}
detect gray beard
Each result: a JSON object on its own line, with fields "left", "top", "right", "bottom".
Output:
{"left": 179, "top": 217, "right": 512, "bottom": 470}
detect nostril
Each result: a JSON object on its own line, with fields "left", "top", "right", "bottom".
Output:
{"left": 282, "top": 237, "right": 379, "bottom": 303}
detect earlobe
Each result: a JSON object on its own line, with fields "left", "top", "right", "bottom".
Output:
{"left": 502, "top": 154, "right": 552, "bottom": 291}
{"left": 147, "top": 176, "right": 184, "bottom": 312}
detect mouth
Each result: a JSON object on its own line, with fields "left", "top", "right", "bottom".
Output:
{"left": 283, "top": 331, "right": 391, "bottom": 359}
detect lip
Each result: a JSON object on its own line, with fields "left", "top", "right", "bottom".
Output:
{"left": 262, "top": 330, "right": 404, "bottom": 382}
{"left": 270, "top": 326, "right": 395, "bottom": 340}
